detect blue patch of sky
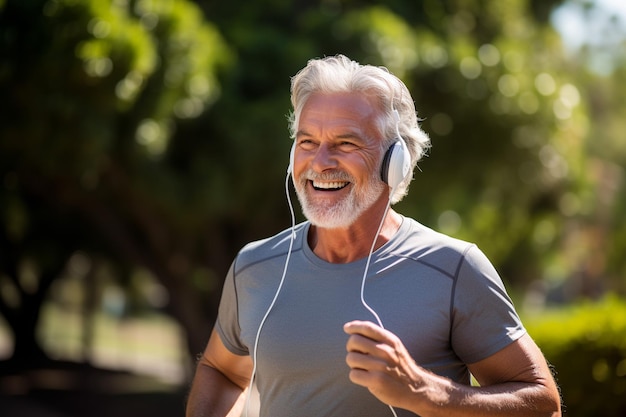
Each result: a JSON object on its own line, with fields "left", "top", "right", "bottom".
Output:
{"left": 552, "top": 0, "right": 626, "bottom": 74}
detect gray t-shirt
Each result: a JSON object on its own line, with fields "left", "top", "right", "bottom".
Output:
{"left": 216, "top": 216, "right": 526, "bottom": 417}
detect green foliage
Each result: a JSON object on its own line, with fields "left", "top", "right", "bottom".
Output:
{"left": 2, "top": 0, "right": 626, "bottom": 365}
{"left": 0, "top": 0, "right": 231, "bottom": 359}
{"left": 578, "top": 63, "right": 626, "bottom": 293}
{"left": 337, "top": 1, "right": 591, "bottom": 290}
{"left": 0, "top": 0, "right": 230, "bottom": 173}
{"left": 524, "top": 296, "right": 626, "bottom": 417}
{"left": 194, "top": 1, "right": 592, "bottom": 295}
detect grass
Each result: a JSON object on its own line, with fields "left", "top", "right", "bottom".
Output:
{"left": 1, "top": 302, "right": 191, "bottom": 387}
{"left": 0, "top": 302, "right": 194, "bottom": 416}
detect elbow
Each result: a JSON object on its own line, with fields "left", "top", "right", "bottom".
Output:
{"left": 537, "top": 382, "right": 562, "bottom": 417}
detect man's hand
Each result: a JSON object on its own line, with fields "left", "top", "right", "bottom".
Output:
{"left": 344, "top": 320, "right": 435, "bottom": 411}
{"left": 344, "top": 320, "right": 562, "bottom": 417}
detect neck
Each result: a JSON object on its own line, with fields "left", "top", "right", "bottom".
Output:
{"left": 308, "top": 200, "right": 402, "bottom": 263}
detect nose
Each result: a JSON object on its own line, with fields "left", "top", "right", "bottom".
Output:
{"left": 310, "top": 143, "right": 338, "bottom": 172}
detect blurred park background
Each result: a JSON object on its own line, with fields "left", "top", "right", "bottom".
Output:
{"left": 1, "top": 0, "right": 625, "bottom": 416}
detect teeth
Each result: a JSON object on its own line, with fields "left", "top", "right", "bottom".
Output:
{"left": 312, "top": 180, "right": 348, "bottom": 190}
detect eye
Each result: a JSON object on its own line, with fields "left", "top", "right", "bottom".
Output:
{"left": 338, "top": 141, "right": 358, "bottom": 151}
{"left": 298, "top": 139, "right": 317, "bottom": 151}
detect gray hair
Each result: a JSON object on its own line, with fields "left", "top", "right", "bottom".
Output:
{"left": 288, "top": 54, "right": 430, "bottom": 204}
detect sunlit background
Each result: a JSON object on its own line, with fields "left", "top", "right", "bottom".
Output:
{"left": 1, "top": 0, "right": 625, "bottom": 416}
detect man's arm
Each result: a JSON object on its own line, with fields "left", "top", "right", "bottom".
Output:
{"left": 344, "top": 321, "right": 561, "bottom": 417}
{"left": 186, "top": 329, "right": 253, "bottom": 417}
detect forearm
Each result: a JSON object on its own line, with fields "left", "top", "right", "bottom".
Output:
{"left": 404, "top": 372, "right": 561, "bottom": 417}
{"left": 186, "top": 361, "right": 247, "bottom": 417}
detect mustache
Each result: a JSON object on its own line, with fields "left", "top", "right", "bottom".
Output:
{"left": 298, "top": 169, "right": 354, "bottom": 183}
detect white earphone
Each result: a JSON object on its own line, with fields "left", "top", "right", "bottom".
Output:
{"left": 381, "top": 109, "right": 411, "bottom": 194}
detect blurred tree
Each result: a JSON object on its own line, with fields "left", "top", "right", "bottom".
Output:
{"left": 192, "top": 0, "right": 588, "bottom": 292}
{"left": 2, "top": 0, "right": 621, "bottom": 376}
{"left": 0, "top": 0, "right": 231, "bottom": 365}
{"left": 556, "top": 0, "right": 626, "bottom": 297}
{"left": 595, "top": 60, "right": 626, "bottom": 295}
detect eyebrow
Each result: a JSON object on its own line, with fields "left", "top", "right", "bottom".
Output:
{"left": 336, "top": 132, "right": 361, "bottom": 140}
{"left": 295, "top": 129, "right": 362, "bottom": 141}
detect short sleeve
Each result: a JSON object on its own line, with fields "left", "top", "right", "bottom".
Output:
{"left": 450, "top": 245, "right": 526, "bottom": 364}
{"left": 215, "top": 260, "right": 250, "bottom": 356}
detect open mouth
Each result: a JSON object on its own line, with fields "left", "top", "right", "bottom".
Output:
{"left": 310, "top": 180, "right": 350, "bottom": 191}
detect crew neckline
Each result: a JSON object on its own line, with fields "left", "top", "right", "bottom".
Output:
{"left": 301, "top": 215, "right": 410, "bottom": 270}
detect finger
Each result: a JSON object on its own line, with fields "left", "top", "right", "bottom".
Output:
{"left": 346, "top": 350, "right": 388, "bottom": 372}
{"left": 347, "top": 366, "right": 381, "bottom": 388}
{"left": 343, "top": 320, "right": 388, "bottom": 341}
{"left": 345, "top": 332, "right": 376, "bottom": 353}
{"left": 345, "top": 350, "right": 391, "bottom": 393}
{"left": 346, "top": 333, "right": 399, "bottom": 364}
{"left": 346, "top": 360, "right": 398, "bottom": 397}
{"left": 344, "top": 320, "right": 401, "bottom": 349}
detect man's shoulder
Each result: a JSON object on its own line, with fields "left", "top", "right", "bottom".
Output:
{"left": 397, "top": 216, "right": 502, "bottom": 282}
{"left": 401, "top": 216, "right": 474, "bottom": 254}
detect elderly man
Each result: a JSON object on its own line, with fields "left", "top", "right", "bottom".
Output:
{"left": 186, "top": 55, "right": 561, "bottom": 417}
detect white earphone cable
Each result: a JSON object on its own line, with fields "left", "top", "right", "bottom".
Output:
{"left": 246, "top": 145, "right": 399, "bottom": 417}
{"left": 245, "top": 171, "right": 297, "bottom": 417}
{"left": 359, "top": 202, "right": 391, "bottom": 329}
{"left": 358, "top": 194, "right": 399, "bottom": 417}
{"left": 359, "top": 105, "right": 402, "bottom": 417}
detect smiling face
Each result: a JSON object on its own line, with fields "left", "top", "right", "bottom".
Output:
{"left": 292, "top": 92, "right": 389, "bottom": 229}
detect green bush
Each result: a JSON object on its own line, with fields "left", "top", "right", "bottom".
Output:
{"left": 524, "top": 295, "right": 626, "bottom": 417}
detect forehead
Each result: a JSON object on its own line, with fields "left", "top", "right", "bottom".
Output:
{"left": 298, "top": 92, "right": 382, "bottom": 137}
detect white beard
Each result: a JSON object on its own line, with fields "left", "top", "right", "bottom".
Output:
{"left": 294, "top": 168, "right": 388, "bottom": 229}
